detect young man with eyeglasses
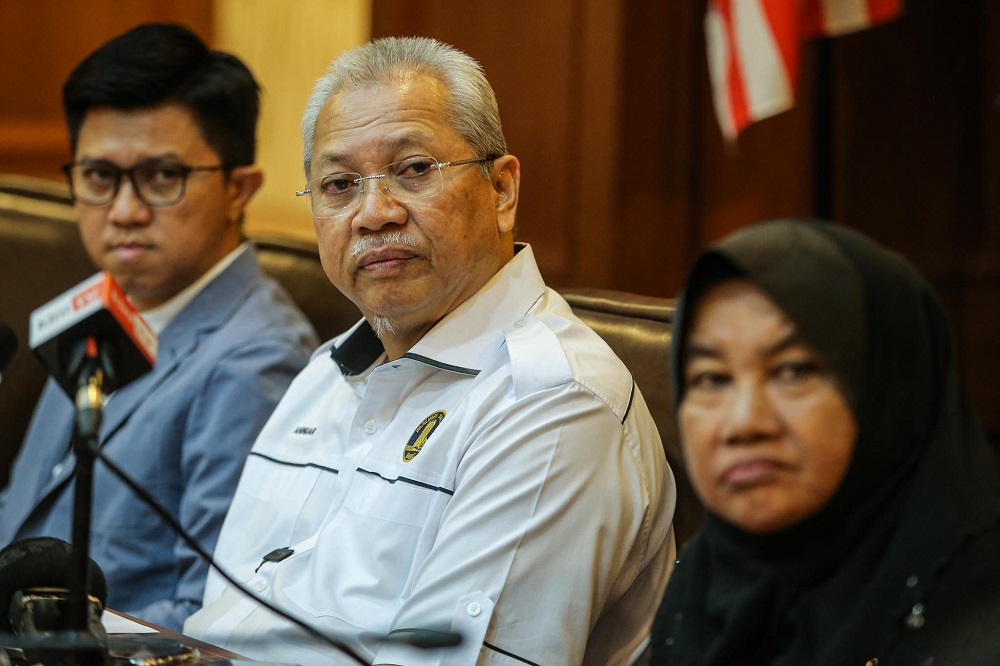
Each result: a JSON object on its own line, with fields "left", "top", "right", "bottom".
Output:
{"left": 185, "top": 36, "right": 675, "bottom": 666}
{"left": 0, "top": 23, "right": 318, "bottom": 632}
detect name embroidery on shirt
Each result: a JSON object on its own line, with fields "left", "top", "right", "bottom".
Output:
{"left": 403, "top": 410, "right": 446, "bottom": 462}
{"left": 294, "top": 426, "right": 317, "bottom": 435}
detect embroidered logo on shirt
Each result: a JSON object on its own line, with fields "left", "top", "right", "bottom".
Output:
{"left": 294, "top": 426, "right": 317, "bottom": 436}
{"left": 403, "top": 410, "right": 446, "bottom": 462}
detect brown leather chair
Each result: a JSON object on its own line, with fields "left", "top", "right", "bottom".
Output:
{"left": 560, "top": 289, "right": 701, "bottom": 547}
{"left": 252, "top": 235, "right": 360, "bottom": 343}
{"left": 0, "top": 175, "right": 96, "bottom": 485}
{"left": 0, "top": 173, "right": 702, "bottom": 546}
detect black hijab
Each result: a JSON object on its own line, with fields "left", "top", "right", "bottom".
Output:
{"left": 651, "top": 219, "right": 1000, "bottom": 665}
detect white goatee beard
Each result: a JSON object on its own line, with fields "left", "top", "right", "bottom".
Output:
{"left": 355, "top": 231, "right": 414, "bottom": 340}
{"left": 370, "top": 314, "right": 397, "bottom": 339}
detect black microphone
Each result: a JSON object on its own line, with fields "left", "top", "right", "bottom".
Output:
{"left": 0, "top": 538, "right": 202, "bottom": 666}
{"left": 383, "top": 628, "right": 463, "bottom": 648}
{"left": 0, "top": 322, "right": 17, "bottom": 384}
{"left": 26, "top": 272, "right": 158, "bottom": 653}
{"left": 0, "top": 537, "right": 108, "bottom": 634}
{"left": 29, "top": 271, "right": 157, "bottom": 400}
{"left": 0, "top": 537, "right": 108, "bottom": 664}
{"left": 0, "top": 538, "right": 110, "bottom": 666}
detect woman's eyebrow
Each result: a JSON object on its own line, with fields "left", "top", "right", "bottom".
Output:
{"left": 684, "top": 329, "right": 808, "bottom": 361}
{"left": 761, "top": 329, "right": 808, "bottom": 358}
{"left": 684, "top": 341, "right": 722, "bottom": 360}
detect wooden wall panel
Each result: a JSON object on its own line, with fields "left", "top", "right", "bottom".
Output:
{"left": 372, "top": 0, "right": 598, "bottom": 288}
{"left": 0, "top": 1, "right": 213, "bottom": 178}
{"left": 616, "top": 0, "right": 698, "bottom": 298}
{"left": 831, "top": 4, "right": 980, "bottom": 279}
{"left": 826, "top": 1, "right": 1000, "bottom": 439}
{"left": 213, "top": 0, "right": 372, "bottom": 243}
{"left": 965, "top": 0, "right": 1000, "bottom": 437}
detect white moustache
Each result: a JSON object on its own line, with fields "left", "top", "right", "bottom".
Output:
{"left": 352, "top": 231, "right": 418, "bottom": 258}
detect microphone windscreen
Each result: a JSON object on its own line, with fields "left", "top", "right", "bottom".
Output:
{"left": 30, "top": 272, "right": 157, "bottom": 397}
{"left": 0, "top": 322, "right": 17, "bottom": 375}
{"left": 386, "top": 628, "right": 463, "bottom": 648}
{"left": 0, "top": 537, "right": 108, "bottom": 630}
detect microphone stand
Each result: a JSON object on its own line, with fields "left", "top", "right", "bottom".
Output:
{"left": 61, "top": 336, "right": 111, "bottom": 665}
{"left": 1, "top": 338, "right": 114, "bottom": 664}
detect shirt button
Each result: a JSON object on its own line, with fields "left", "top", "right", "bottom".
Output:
{"left": 254, "top": 579, "right": 267, "bottom": 593}
{"left": 51, "top": 463, "right": 64, "bottom": 478}
{"left": 513, "top": 319, "right": 527, "bottom": 328}
{"left": 466, "top": 602, "right": 482, "bottom": 617}
{"left": 363, "top": 419, "right": 377, "bottom": 434}
{"left": 904, "top": 603, "right": 925, "bottom": 629}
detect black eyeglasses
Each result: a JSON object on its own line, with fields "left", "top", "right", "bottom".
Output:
{"left": 61, "top": 160, "right": 227, "bottom": 207}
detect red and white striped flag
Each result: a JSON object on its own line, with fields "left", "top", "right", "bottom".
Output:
{"left": 706, "top": 0, "right": 903, "bottom": 140}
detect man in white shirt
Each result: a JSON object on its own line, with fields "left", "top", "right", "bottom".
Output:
{"left": 185, "top": 36, "right": 675, "bottom": 665}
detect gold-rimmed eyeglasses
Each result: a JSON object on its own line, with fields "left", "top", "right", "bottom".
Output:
{"left": 295, "top": 154, "right": 498, "bottom": 220}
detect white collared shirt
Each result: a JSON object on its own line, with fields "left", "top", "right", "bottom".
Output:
{"left": 185, "top": 245, "right": 676, "bottom": 666}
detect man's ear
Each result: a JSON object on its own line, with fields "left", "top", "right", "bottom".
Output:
{"left": 226, "top": 165, "right": 264, "bottom": 223}
{"left": 493, "top": 155, "right": 520, "bottom": 235}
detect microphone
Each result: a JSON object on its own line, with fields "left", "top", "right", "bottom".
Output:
{"left": 0, "top": 538, "right": 110, "bottom": 666}
{"left": 25, "top": 273, "right": 157, "bottom": 658}
{"left": 0, "top": 537, "right": 108, "bottom": 633}
{"left": 384, "top": 628, "right": 463, "bottom": 648}
{"left": 0, "top": 538, "right": 202, "bottom": 666}
{"left": 29, "top": 271, "right": 157, "bottom": 400}
{"left": 0, "top": 322, "right": 17, "bottom": 384}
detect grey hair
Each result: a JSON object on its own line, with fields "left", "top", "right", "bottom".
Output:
{"left": 301, "top": 36, "right": 507, "bottom": 180}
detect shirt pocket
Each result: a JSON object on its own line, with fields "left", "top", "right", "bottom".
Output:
{"left": 337, "top": 454, "right": 453, "bottom": 595}
{"left": 294, "top": 458, "right": 454, "bottom": 626}
{"left": 237, "top": 452, "right": 324, "bottom": 504}
{"left": 344, "top": 455, "right": 452, "bottom": 527}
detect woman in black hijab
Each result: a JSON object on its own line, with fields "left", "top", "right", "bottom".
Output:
{"left": 651, "top": 219, "right": 1000, "bottom": 665}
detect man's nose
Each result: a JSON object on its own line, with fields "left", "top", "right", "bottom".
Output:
{"left": 351, "top": 176, "right": 406, "bottom": 232}
{"left": 106, "top": 178, "right": 152, "bottom": 225}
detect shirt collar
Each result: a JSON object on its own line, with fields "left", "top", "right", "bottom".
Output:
{"left": 329, "top": 319, "right": 386, "bottom": 376}
{"left": 329, "top": 243, "right": 545, "bottom": 376}
{"left": 139, "top": 243, "right": 249, "bottom": 334}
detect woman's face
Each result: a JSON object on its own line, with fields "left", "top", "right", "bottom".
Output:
{"left": 679, "top": 279, "right": 858, "bottom": 533}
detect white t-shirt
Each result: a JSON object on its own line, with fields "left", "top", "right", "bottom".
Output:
{"left": 184, "top": 245, "right": 676, "bottom": 665}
